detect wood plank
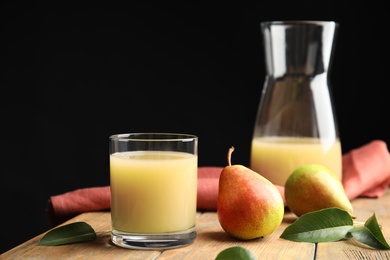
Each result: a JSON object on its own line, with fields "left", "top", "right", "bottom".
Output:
{"left": 157, "top": 211, "right": 314, "bottom": 259}
{"left": 1, "top": 211, "right": 314, "bottom": 259}
{"left": 1, "top": 211, "right": 161, "bottom": 260}
{"left": 317, "top": 189, "right": 390, "bottom": 259}
{"left": 2, "top": 189, "right": 390, "bottom": 259}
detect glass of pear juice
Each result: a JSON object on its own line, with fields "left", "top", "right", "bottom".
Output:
{"left": 109, "top": 133, "right": 198, "bottom": 249}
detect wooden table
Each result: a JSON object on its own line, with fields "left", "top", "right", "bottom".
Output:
{"left": 3, "top": 189, "right": 390, "bottom": 259}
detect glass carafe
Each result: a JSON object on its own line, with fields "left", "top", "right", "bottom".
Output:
{"left": 250, "top": 21, "right": 341, "bottom": 186}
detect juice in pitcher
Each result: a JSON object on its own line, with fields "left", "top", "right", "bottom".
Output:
{"left": 250, "top": 136, "right": 342, "bottom": 186}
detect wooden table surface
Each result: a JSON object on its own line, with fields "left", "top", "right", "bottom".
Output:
{"left": 2, "top": 188, "right": 390, "bottom": 259}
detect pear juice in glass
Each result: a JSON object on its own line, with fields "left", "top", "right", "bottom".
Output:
{"left": 109, "top": 133, "right": 198, "bottom": 249}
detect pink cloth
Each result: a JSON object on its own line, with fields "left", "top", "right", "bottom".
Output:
{"left": 47, "top": 140, "right": 390, "bottom": 225}
{"left": 342, "top": 140, "right": 390, "bottom": 199}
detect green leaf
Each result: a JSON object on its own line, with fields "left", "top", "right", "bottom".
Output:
{"left": 38, "top": 222, "right": 97, "bottom": 246}
{"left": 215, "top": 246, "right": 257, "bottom": 260}
{"left": 280, "top": 207, "right": 354, "bottom": 242}
{"left": 349, "top": 213, "right": 390, "bottom": 250}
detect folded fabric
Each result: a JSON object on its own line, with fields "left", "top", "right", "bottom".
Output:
{"left": 47, "top": 186, "right": 111, "bottom": 226}
{"left": 342, "top": 140, "right": 390, "bottom": 199}
{"left": 47, "top": 139, "right": 390, "bottom": 226}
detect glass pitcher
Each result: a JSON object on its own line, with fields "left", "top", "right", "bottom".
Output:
{"left": 250, "top": 21, "right": 341, "bottom": 186}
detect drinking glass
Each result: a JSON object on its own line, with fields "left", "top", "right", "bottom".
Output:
{"left": 109, "top": 133, "right": 198, "bottom": 249}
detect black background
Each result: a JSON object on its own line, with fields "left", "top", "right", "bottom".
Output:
{"left": 1, "top": 1, "right": 389, "bottom": 253}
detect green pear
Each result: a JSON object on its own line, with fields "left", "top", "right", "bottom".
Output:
{"left": 217, "top": 147, "right": 285, "bottom": 240}
{"left": 285, "top": 164, "right": 354, "bottom": 217}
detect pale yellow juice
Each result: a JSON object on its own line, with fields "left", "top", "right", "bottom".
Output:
{"left": 250, "top": 137, "right": 342, "bottom": 186}
{"left": 110, "top": 151, "right": 197, "bottom": 233}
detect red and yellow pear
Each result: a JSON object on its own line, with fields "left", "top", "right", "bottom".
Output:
{"left": 217, "top": 147, "right": 284, "bottom": 240}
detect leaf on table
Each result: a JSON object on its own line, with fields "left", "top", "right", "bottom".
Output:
{"left": 349, "top": 213, "right": 390, "bottom": 250}
{"left": 215, "top": 246, "right": 257, "bottom": 260}
{"left": 38, "top": 222, "right": 97, "bottom": 246}
{"left": 280, "top": 207, "right": 354, "bottom": 242}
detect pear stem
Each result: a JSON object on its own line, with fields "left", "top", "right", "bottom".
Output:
{"left": 227, "top": 146, "right": 235, "bottom": 166}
